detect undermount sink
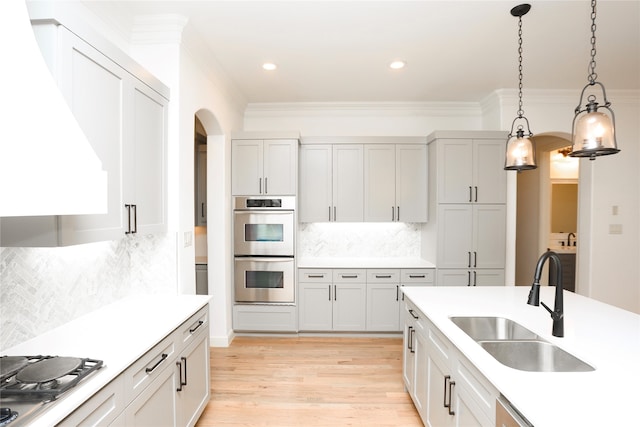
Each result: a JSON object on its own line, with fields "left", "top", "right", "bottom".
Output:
{"left": 450, "top": 316, "right": 539, "bottom": 341}
{"left": 478, "top": 340, "right": 595, "bottom": 372}
{"left": 450, "top": 316, "right": 595, "bottom": 372}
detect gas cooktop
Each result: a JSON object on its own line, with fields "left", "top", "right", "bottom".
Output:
{"left": 0, "top": 355, "right": 103, "bottom": 426}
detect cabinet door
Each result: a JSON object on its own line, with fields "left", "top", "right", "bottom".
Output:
{"left": 263, "top": 139, "right": 297, "bottom": 195}
{"left": 452, "top": 394, "right": 486, "bottom": 427}
{"left": 437, "top": 139, "right": 473, "bottom": 203}
{"left": 425, "top": 339, "right": 455, "bottom": 427}
{"left": 413, "top": 323, "right": 430, "bottom": 422}
{"left": 437, "top": 205, "right": 473, "bottom": 268}
{"left": 364, "top": 144, "right": 395, "bottom": 222}
{"left": 176, "top": 332, "right": 210, "bottom": 427}
{"left": 130, "top": 81, "right": 168, "bottom": 234}
{"left": 125, "top": 363, "right": 177, "bottom": 427}
{"left": 403, "top": 307, "right": 417, "bottom": 392}
{"left": 58, "top": 27, "right": 127, "bottom": 243}
{"left": 472, "top": 205, "right": 506, "bottom": 269}
{"left": 473, "top": 139, "right": 506, "bottom": 204}
{"left": 232, "top": 140, "right": 263, "bottom": 195}
{"left": 333, "top": 145, "right": 364, "bottom": 222}
{"left": 333, "top": 283, "right": 366, "bottom": 331}
{"left": 298, "top": 283, "right": 333, "bottom": 331}
{"left": 473, "top": 269, "right": 505, "bottom": 286}
{"left": 396, "top": 144, "right": 428, "bottom": 222}
{"left": 299, "top": 145, "right": 332, "bottom": 222}
{"left": 366, "top": 283, "right": 400, "bottom": 331}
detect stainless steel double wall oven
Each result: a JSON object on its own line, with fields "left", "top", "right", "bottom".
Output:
{"left": 233, "top": 196, "right": 295, "bottom": 303}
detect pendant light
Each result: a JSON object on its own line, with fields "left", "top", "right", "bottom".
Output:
{"left": 570, "top": 0, "right": 619, "bottom": 160}
{"left": 505, "top": 4, "right": 536, "bottom": 172}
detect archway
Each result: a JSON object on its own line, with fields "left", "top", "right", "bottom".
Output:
{"left": 194, "top": 108, "right": 233, "bottom": 346}
{"left": 514, "top": 132, "right": 578, "bottom": 286}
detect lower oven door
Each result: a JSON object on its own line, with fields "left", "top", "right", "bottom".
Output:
{"left": 234, "top": 257, "right": 295, "bottom": 303}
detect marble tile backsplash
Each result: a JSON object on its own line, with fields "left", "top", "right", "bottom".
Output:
{"left": 0, "top": 233, "right": 176, "bottom": 349}
{"left": 298, "top": 222, "right": 421, "bottom": 258}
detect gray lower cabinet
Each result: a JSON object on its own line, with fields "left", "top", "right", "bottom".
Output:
{"left": 59, "top": 306, "right": 210, "bottom": 427}
{"left": 298, "top": 267, "right": 435, "bottom": 332}
{"left": 402, "top": 298, "right": 498, "bottom": 426}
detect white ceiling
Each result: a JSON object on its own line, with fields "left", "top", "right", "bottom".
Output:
{"left": 82, "top": 0, "right": 640, "bottom": 104}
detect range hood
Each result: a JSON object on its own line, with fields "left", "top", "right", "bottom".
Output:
{"left": 0, "top": 0, "right": 107, "bottom": 217}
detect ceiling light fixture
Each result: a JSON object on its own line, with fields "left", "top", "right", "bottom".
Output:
{"left": 569, "top": 0, "right": 619, "bottom": 160}
{"left": 262, "top": 62, "right": 277, "bottom": 71}
{"left": 389, "top": 60, "right": 406, "bottom": 69}
{"left": 504, "top": 3, "right": 536, "bottom": 172}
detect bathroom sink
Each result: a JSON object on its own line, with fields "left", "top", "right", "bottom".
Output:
{"left": 450, "top": 316, "right": 539, "bottom": 341}
{"left": 478, "top": 340, "right": 595, "bottom": 372}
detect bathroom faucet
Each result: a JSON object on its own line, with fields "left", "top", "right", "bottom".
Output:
{"left": 527, "top": 250, "right": 564, "bottom": 337}
{"left": 567, "top": 232, "right": 576, "bottom": 247}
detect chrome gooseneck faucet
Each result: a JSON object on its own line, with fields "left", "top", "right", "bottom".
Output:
{"left": 527, "top": 250, "right": 564, "bottom": 337}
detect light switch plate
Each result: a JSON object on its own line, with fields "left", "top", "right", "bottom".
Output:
{"left": 609, "top": 224, "right": 622, "bottom": 234}
{"left": 184, "top": 231, "right": 193, "bottom": 247}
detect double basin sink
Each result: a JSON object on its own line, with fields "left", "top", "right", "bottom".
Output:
{"left": 450, "top": 316, "right": 594, "bottom": 372}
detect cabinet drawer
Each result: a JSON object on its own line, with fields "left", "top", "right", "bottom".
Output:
{"left": 367, "top": 269, "right": 400, "bottom": 283}
{"left": 333, "top": 269, "right": 366, "bottom": 282}
{"left": 298, "top": 269, "right": 332, "bottom": 283}
{"left": 401, "top": 269, "right": 435, "bottom": 284}
{"left": 124, "top": 332, "right": 177, "bottom": 403}
{"left": 58, "top": 375, "right": 125, "bottom": 427}
{"left": 178, "top": 306, "right": 209, "bottom": 350}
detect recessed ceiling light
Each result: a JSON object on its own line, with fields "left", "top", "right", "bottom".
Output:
{"left": 389, "top": 60, "right": 406, "bottom": 70}
{"left": 262, "top": 62, "right": 277, "bottom": 71}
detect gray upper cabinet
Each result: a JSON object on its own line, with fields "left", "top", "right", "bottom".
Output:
{"left": 0, "top": 21, "right": 168, "bottom": 247}
{"left": 364, "top": 144, "right": 427, "bottom": 222}
{"left": 231, "top": 139, "right": 298, "bottom": 196}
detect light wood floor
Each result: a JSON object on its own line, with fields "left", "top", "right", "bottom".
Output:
{"left": 195, "top": 336, "right": 422, "bottom": 426}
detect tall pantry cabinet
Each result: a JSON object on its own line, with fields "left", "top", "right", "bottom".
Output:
{"left": 423, "top": 131, "right": 508, "bottom": 286}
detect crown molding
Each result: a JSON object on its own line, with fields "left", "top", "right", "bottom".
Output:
{"left": 244, "top": 101, "right": 482, "bottom": 117}
{"left": 131, "top": 14, "right": 188, "bottom": 45}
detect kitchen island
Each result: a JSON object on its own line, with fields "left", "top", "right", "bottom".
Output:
{"left": 1, "top": 295, "right": 211, "bottom": 426}
{"left": 401, "top": 286, "right": 640, "bottom": 426}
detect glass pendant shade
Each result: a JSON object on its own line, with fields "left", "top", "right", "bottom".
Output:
{"left": 570, "top": 96, "right": 619, "bottom": 159}
{"left": 505, "top": 128, "right": 536, "bottom": 171}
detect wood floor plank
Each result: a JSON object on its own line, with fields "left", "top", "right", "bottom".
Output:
{"left": 196, "top": 336, "right": 422, "bottom": 426}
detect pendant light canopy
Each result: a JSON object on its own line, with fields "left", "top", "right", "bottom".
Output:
{"left": 570, "top": 0, "right": 619, "bottom": 160}
{"left": 505, "top": 3, "right": 536, "bottom": 172}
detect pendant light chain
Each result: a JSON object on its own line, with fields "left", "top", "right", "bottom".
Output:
{"left": 517, "top": 14, "right": 525, "bottom": 118}
{"left": 588, "top": 0, "right": 598, "bottom": 84}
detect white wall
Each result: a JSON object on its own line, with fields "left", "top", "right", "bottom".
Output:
{"left": 127, "top": 20, "right": 245, "bottom": 346}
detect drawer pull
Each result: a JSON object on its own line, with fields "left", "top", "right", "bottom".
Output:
{"left": 409, "top": 274, "right": 426, "bottom": 278}
{"left": 308, "top": 274, "right": 325, "bottom": 278}
{"left": 408, "top": 309, "right": 419, "bottom": 320}
{"left": 189, "top": 320, "right": 204, "bottom": 333}
{"left": 145, "top": 353, "right": 168, "bottom": 374}
{"left": 340, "top": 275, "right": 358, "bottom": 279}
{"left": 375, "top": 275, "right": 392, "bottom": 279}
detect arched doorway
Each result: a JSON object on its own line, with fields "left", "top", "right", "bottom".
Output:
{"left": 515, "top": 133, "right": 579, "bottom": 287}
{"left": 193, "top": 109, "right": 233, "bottom": 346}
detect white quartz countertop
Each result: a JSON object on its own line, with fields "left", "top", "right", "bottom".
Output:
{"left": 401, "top": 286, "right": 640, "bottom": 427}
{"left": 297, "top": 257, "right": 436, "bottom": 269}
{"left": 1, "top": 295, "right": 211, "bottom": 426}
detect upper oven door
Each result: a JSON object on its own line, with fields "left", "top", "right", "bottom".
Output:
{"left": 233, "top": 211, "right": 294, "bottom": 256}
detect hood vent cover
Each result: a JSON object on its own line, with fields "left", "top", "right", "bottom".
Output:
{"left": 0, "top": 0, "right": 107, "bottom": 217}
